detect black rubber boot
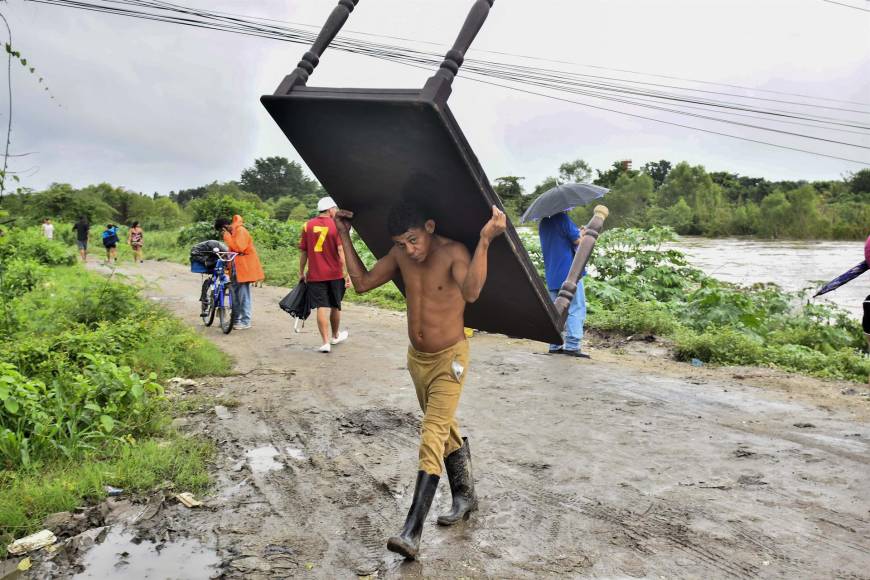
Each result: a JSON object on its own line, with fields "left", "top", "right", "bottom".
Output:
{"left": 387, "top": 470, "right": 439, "bottom": 560}
{"left": 437, "top": 437, "right": 478, "bottom": 526}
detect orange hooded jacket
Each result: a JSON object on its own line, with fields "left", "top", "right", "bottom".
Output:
{"left": 222, "top": 215, "right": 264, "bottom": 283}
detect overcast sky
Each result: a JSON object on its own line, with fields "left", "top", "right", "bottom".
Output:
{"left": 4, "top": 0, "right": 870, "bottom": 196}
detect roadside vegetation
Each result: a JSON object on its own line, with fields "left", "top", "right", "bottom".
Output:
{"left": 580, "top": 227, "right": 867, "bottom": 382}
{"left": 0, "top": 230, "right": 230, "bottom": 555}
{"left": 2, "top": 156, "right": 867, "bottom": 387}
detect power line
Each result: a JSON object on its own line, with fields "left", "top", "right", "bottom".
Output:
{"left": 821, "top": 0, "right": 870, "bottom": 12}
{"left": 122, "top": 1, "right": 870, "bottom": 108}
{"left": 24, "top": 0, "right": 870, "bottom": 166}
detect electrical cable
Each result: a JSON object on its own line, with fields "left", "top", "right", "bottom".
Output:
{"left": 23, "top": 0, "right": 870, "bottom": 165}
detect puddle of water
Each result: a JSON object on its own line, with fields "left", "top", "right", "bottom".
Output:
{"left": 245, "top": 445, "right": 283, "bottom": 473}
{"left": 285, "top": 446, "right": 307, "bottom": 461}
{"left": 71, "top": 528, "right": 220, "bottom": 580}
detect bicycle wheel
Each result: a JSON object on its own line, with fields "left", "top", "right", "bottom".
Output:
{"left": 204, "top": 284, "right": 217, "bottom": 327}
{"left": 219, "top": 284, "right": 235, "bottom": 334}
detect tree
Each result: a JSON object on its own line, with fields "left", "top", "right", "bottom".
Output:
{"left": 81, "top": 183, "right": 139, "bottom": 224}
{"left": 641, "top": 160, "right": 672, "bottom": 190}
{"left": 603, "top": 173, "right": 654, "bottom": 227}
{"left": 558, "top": 159, "right": 593, "bottom": 184}
{"left": 648, "top": 197, "right": 693, "bottom": 234}
{"left": 759, "top": 191, "right": 790, "bottom": 238}
{"left": 141, "top": 196, "right": 186, "bottom": 229}
{"left": 594, "top": 161, "right": 638, "bottom": 188}
{"left": 240, "top": 157, "right": 321, "bottom": 202}
{"left": 188, "top": 183, "right": 268, "bottom": 222}
{"left": 493, "top": 176, "right": 524, "bottom": 199}
{"left": 783, "top": 184, "right": 828, "bottom": 238}
{"left": 656, "top": 162, "right": 723, "bottom": 233}
{"left": 729, "top": 202, "right": 761, "bottom": 235}
{"left": 848, "top": 169, "right": 870, "bottom": 195}
{"left": 170, "top": 185, "right": 208, "bottom": 206}
{"left": 25, "top": 183, "right": 115, "bottom": 224}
{"left": 288, "top": 202, "right": 310, "bottom": 222}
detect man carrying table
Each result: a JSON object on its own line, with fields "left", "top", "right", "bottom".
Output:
{"left": 334, "top": 201, "right": 506, "bottom": 560}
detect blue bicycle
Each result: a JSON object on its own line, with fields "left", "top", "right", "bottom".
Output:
{"left": 201, "top": 250, "right": 239, "bottom": 334}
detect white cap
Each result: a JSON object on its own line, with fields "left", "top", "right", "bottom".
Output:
{"left": 317, "top": 196, "right": 337, "bottom": 212}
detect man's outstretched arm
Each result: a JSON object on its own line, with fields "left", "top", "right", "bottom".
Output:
{"left": 452, "top": 205, "right": 507, "bottom": 303}
{"left": 334, "top": 210, "right": 398, "bottom": 294}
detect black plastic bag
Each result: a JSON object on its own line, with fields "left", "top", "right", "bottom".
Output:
{"left": 190, "top": 240, "right": 228, "bottom": 270}
{"left": 279, "top": 280, "right": 311, "bottom": 332}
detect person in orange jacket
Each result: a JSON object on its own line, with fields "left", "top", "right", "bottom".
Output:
{"left": 215, "top": 215, "right": 265, "bottom": 329}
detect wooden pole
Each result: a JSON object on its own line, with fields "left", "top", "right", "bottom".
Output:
{"left": 553, "top": 205, "right": 609, "bottom": 328}
{"left": 274, "top": 0, "right": 360, "bottom": 95}
{"left": 422, "top": 0, "right": 495, "bottom": 103}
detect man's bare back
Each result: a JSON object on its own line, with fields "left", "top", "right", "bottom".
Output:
{"left": 335, "top": 203, "right": 506, "bottom": 353}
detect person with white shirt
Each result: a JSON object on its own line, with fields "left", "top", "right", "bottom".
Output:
{"left": 41, "top": 218, "right": 54, "bottom": 240}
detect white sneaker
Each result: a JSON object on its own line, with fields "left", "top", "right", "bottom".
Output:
{"left": 330, "top": 330, "right": 349, "bottom": 345}
{"left": 318, "top": 343, "right": 331, "bottom": 353}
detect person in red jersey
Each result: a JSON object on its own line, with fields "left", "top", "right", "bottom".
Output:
{"left": 299, "top": 197, "right": 351, "bottom": 353}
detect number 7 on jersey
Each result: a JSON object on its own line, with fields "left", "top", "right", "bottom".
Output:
{"left": 313, "top": 226, "right": 329, "bottom": 252}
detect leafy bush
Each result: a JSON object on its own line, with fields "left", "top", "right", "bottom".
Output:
{"left": 590, "top": 226, "right": 706, "bottom": 302}
{"left": 0, "top": 258, "right": 48, "bottom": 298}
{"left": 188, "top": 192, "right": 268, "bottom": 223}
{"left": 0, "top": 231, "right": 230, "bottom": 469}
{"left": 0, "top": 357, "right": 162, "bottom": 468}
{"left": 674, "top": 327, "right": 765, "bottom": 366}
{"left": 0, "top": 228, "right": 76, "bottom": 266}
{"left": 587, "top": 299, "right": 679, "bottom": 336}
{"left": 177, "top": 218, "right": 301, "bottom": 252}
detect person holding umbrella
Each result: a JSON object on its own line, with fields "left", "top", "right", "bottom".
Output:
{"left": 522, "top": 183, "right": 607, "bottom": 358}
{"left": 539, "top": 213, "right": 589, "bottom": 357}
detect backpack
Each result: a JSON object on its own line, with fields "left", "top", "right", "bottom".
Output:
{"left": 102, "top": 228, "right": 118, "bottom": 247}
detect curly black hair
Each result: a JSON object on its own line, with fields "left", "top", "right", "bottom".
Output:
{"left": 214, "top": 217, "right": 231, "bottom": 232}
{"left": 387, "top": 201, "right": 431, "bottom": 237}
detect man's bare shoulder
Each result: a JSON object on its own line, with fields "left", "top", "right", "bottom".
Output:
{"left": 435, "top": 236, "right": 470, "bottom": 261}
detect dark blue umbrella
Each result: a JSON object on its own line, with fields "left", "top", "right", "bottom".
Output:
{"left": 520, "top": 183, "right": 608, "bottom": 223}
{"left": 813, "top": 261, "right": 868, "bottom": 297}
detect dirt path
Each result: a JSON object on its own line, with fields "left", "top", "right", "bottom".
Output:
{"left": 86, "top": 260, "right": 869, "bottom": 578}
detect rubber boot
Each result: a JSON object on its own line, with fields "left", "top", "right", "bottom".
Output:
{"left": 437, "top": 437, "right": 478, "bottom": 526}
{"left": 387, "top": 471, "right": 439, "bottom": 560}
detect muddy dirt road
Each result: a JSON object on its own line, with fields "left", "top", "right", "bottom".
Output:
{"left": 79, "top": 260, "right": 869, "bottom": 578}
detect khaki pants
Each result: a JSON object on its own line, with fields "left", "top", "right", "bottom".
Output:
{"left": 407, "top": 340, "right": 470, "bottom": 475}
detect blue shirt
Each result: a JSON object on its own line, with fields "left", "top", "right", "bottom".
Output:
{"left": 539, "top": 213, "right": 580, "bottom": 290}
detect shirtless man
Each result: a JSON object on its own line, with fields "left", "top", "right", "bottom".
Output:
{"left": 335, "top": 201, "right": 506, "bottom": 560}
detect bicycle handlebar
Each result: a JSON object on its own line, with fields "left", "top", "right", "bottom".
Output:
{"left": 212, "top": 250, "right": 239, "bottom": 261}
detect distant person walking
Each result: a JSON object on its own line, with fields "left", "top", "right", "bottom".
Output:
{"left": 216, "top": 215, "right": 264, "bottom": 330}
{"left": 128, "top": 221, "right": 144, "bottom": 263}
{"left": 41, "top": 218, "right": 54, "bottom": 240}
{"left": 72, "top": 216, "right": 90, "bottom": 261}
{"left": 102, "top": 224, "right": 119, "bottom": 264}
{"left": 299, "top": 196, "right": 350, "bottom": 353}
{"left": 539, "top": 212, "right": 590, "bottom": 358}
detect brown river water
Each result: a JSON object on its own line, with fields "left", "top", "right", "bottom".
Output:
{"left": 670, "top": 237, "right": 867, "bottom": 319}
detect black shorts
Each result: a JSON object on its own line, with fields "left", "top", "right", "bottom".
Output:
{"left": 863, "top": 294, "right": 870, "bottom": 334}
{"left": 308, "top": 279, "right": 345, "bottom": 309}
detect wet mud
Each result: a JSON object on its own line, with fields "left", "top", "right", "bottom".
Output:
{"left": 27, "top": 260, "right": 869, "bottom": 578}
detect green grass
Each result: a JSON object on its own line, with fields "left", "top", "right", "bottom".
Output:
{"left": 0, "top": 435, "right": 214, "bottom": 557}
{"left": 0, "top": 230, "right": 233, "bottom": 556}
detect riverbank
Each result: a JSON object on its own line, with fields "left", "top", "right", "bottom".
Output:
{"left": 672, "top": 236, "right": 866, "bottom": 319}
{"left": 20, "top": 257, "right": 867, "bottom": 579}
